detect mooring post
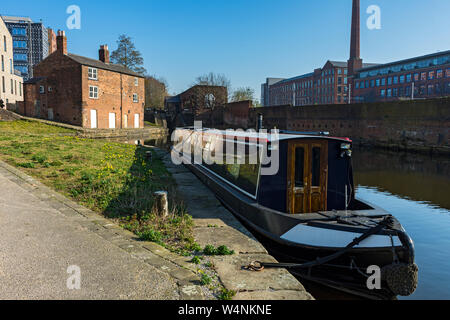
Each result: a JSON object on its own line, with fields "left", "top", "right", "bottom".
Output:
{"left": 154, "top": 191, "right": 169, "bottom": 217}
{"left": 146, "top": 151, "right": 152, "bottom": 162}
{"left": 257, "top": 113, "right": 264, "bottom": 132}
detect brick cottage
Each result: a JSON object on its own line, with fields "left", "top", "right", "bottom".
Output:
{"left": 18, "top": 31, "right": 145, "bottom": 129}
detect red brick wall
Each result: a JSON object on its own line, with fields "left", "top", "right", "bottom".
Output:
{"left": 32, "top": 53, "right": 83, "bottom": 125}
{"left": 222, "top": 100, "right": 252, "bottom": 128}
{"left": 215, "top": 98, "right": 450, "bottom": 153}
{"left": 81, "top": 66, "right": 145, "bottom": 129}
{"left": 22, "top": 51, "right": 145, "bottom": 129}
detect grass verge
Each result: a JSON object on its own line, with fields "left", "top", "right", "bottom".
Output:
{"left": 0, "top": 120, "right": 196, "bottom": 254}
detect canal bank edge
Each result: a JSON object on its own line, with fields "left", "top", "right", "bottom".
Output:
{"left": 156, "top": 148, "right": 314, "bottom": 300}
{"left": 1, "top": 110, "right": 169, "bottom": 140}
{"left": 0, "top": 159, "right": 207, "bottom": 300}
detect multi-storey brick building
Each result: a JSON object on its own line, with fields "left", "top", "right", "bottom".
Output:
{"left": 19, "top": 31, "right": 145, "bottom": 129}
{"left": 0, "top": 17, "right": 24, "bottom": 109}
{"left": 347, "top": 1, "right": 450, "bottom": 103}
{"left": 47, "top": 28, "right": 57, "bottom": 55}
{"left": 263, "top": 60, "right": 378, "bottom": 107}
{"left": 352, "top": 51, "right": 450, "bottom": 103}
{"left": 1, "top": 16, "right": 50, "bottom": 80}
{"left": 262, "top": 0, "right": 449, "bottom": 107}
{"left": 165, "top": 85, "right": 228, "bottom": 115}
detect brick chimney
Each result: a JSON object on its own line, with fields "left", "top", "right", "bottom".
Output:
{"left": 347, "top": 0, "right": 363, "bottom": 77}
{"left": 56, "top": 30, "right": 67, "bottom": 55}
{"left": 99, "top": 45, "right": 110, "bottom": 64}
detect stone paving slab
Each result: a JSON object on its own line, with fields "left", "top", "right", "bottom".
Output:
{"left": 0, "top": 160, "right": 204, "bottom": 300}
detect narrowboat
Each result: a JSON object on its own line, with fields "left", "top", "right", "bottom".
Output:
{"left": 171, "top": 128, "right": 418, "bottom": 299}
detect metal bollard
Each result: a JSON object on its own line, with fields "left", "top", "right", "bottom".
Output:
{"left": 154, "top": 191, "right": 169, "bottom": 217}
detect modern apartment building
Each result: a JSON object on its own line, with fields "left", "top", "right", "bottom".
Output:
{"left": 0, "top": 17, "right": 24, "bottom": 108}
{"left": 1, "top": 16, "right": 50, "bottom": 80}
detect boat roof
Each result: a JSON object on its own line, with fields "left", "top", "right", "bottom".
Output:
{"left": 177, "top": 128, "right": 352, "bottom": 143}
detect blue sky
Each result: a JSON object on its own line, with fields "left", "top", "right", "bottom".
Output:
{"left": 2, "top": 0, "right": 449, "bottom": 98}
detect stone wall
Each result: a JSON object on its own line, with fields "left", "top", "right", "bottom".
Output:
{"left": 202, "top": 97, "right": 450, "bottom": 154}
{"left": 0, "top": 108, "right": 22, "bottom": 121}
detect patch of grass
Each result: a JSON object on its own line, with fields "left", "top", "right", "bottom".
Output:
{"left": 32, "top": 153, "right": 48, "bottom": 164}
{"left": 218, "top": 288, "right": 236, "bottom": 301}
{"left": 200, "top": 274, "right": 212, "bottom": 286}
{"left": 191, "top": 256, "right": 202, "bottom": 265}
{"left": 0, "top": 120, "right": 195, "bottom": 254}
{"left": 17, "top": 162, "right": 36, "bottom": 169}
{"left": 203, "top": 245, "right": 235, "bottom": 256}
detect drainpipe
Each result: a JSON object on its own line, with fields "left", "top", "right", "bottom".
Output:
{"left": 120, "top": 73, "right": 123, "bottom": 129}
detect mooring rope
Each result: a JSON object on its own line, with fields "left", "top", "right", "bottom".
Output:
{"left": 243, "top": 216, "right": 396, "bottom": 271}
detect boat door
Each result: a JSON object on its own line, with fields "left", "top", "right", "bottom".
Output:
{"left": 287, "top": 140, "right": 328, "bottom": 214}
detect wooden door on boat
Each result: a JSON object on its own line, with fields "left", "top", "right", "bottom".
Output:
{"left": 287, "top": 140, "right": 328, "bottom": 214}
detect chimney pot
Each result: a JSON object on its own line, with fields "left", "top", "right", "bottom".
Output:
{"left": 99, "top": 44, "right": 110, "bottom": 64}
{"left": 56, "top": 30, "right": 67, "bottom": 55}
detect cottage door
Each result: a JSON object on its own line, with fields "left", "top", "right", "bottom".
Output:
{"left": 109, "top": 113, "right": 116, "bottom": 129}
{"left": 287, "top": 140, "right": 328, "bottom": 214}
{"left": 134, "top": 114, "right": 140, "bottom": 129}
{"left": 90, "top": 110, "right": 97, "bottom": 129}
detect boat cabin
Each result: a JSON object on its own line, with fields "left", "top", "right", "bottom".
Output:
{"left": 173, "top": 129, "right": 356, "bottom": 215}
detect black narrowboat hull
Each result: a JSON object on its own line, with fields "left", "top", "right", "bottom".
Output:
{"left": 182, "top": 159, "right": 417, "bottom": 300}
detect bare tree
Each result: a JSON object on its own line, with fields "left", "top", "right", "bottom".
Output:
{"left": 145, "top": 76, "right": 168, "bottom": 109}
{"left": 193, "top": 72, "right": 231, "bottom": 95}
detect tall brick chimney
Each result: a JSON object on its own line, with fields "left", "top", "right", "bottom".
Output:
{"left": 56, "top": 30, "right": 67, "bottom": 55}
{"left": 99, "top": 45, "right": 110, "bottom": 64}
{"left": 347, "top": 0, "right": 363, "bottom": 77}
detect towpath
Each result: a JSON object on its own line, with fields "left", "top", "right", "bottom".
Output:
{"left": 0, "top": 161, "right": 203, "bottom": 300}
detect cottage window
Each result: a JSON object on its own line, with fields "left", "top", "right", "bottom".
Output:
{"left": 89, "top": 86, "right": 99, "bottom": 99}
{"left": 134, "top": 77, "right": 139, "bottom": 86}
{"left": 133, "top": 93, "right": 139, "bottom": 103}
{"left": 39, "top": 86, "right": 45, "bottom": 94}
{"left": 88, "top": 67, "right": 98, "bottom": 80}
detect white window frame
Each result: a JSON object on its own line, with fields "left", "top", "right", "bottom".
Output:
{"left": 88, "top": 67, "right": 98, "bottom": 80}
{"left": 134, "top": 77, "right": 139, "bottom": 86}
{"left": 39, "top": 85, "right": 45, "bottom": 94}
{"left": 89, "top": 86, "right": 99, "bottom": 99}
{"left": 133, "top": 93, "right": 139, "bottom": 103}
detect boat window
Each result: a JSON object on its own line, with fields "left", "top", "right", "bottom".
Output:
{"left": 312, "top": 147, "right": 321, "bottom": 187}
{"left": 294, "top": 147, "right": 305, "bottom": 188}
{"left": 203, "top": 142, "right": 261, "bottom": 197}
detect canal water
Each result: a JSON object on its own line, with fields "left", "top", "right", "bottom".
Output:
{"left": 352, "top": 147, "right": 450, "bottom": 300}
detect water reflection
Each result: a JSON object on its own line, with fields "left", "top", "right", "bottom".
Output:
{"left": 353, "top": 148, "right": 450, "bottom": 210}
{"left": 353, "top": 147, "right": 450, "bottom": 300}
